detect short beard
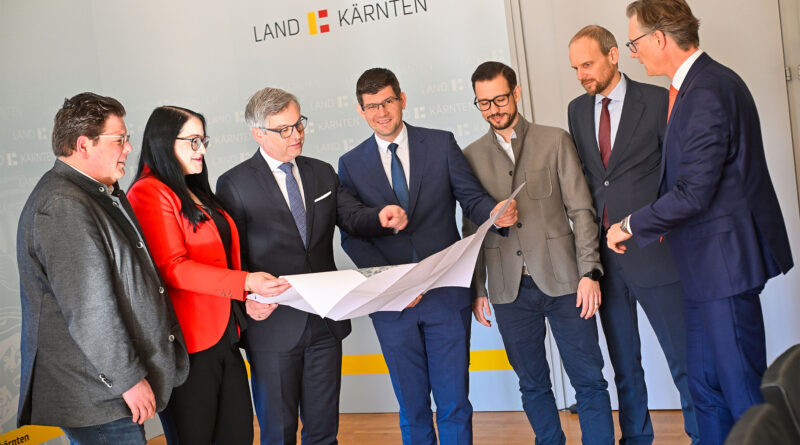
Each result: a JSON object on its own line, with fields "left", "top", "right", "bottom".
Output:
{"left": 489, "top": 109, "right": 518, "bottom": 131}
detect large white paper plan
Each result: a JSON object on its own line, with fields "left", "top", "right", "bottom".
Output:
{"left": 247, "top": 183, "right": 525, "bottom": 320}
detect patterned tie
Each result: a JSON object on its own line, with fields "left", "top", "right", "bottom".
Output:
{"left": 388, "top": 143, "right": 409, "bottom": 210}
{"left": 668, "top": 85, "right": 678, "bottom": 122}
{"left": 598, "top": 97, "right": 612, "bottom": 228}
{"left": 278, "top": 162, "right": 307, "bottom": 247}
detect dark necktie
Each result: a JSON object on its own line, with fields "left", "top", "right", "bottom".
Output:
{"left": 599, "top": 97, "right": 612, "bottom": 228}
{"left": 278, "top": 162, "right": 307, "bottom": 247}
{"left": 668, "top": 85, "right": 678, "bottom": 122}
{"left": 388, "top": 143, "right": 409, "bottom": 210}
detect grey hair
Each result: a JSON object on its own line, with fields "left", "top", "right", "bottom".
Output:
{"left": 245, "top": 87, "right": 300, "bottom": 128}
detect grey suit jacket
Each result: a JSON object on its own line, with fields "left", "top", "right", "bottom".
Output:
{"left": 463, "top": 116, "right": 601, "bottom": 303}
{"left": 16, "top": 160, "right": 189, "bottom": 428}
{"left": 567, "top": 75, "right": 680, "bottom": 287}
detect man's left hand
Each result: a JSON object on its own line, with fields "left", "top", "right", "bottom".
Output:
{"left": 379, "top": 205, "right": 408, "bottom": 231}
{"left": 576, "top": 277, "right": 601, "bottom": 319}
{"left": 122, "top": 378, "right": 156, "bottom": 424}
{"left": 607, "top": 222, "right": 631, "bottom": 254}
{"left": 492, "top": 199, "right": 518, "bottom": 227}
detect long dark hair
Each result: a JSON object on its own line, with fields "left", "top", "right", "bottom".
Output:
{"left": 134, "top": 106, "right": 225, "bottom": 229}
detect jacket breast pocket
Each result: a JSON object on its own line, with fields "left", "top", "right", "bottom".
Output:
{"left": 524, "top": 168, "right": 552, "bottom": 200}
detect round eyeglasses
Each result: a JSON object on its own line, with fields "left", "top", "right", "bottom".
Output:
{"left": 257, "top": 116, "right": 308, "bottom": 139}
{"left": 474, "top": 92, "right": 513, "bottom": 111}
{"left": 175, "top": 135, "right": 210, "bottom": 151}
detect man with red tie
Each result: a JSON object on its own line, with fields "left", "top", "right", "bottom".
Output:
{"left": 567, "top": 25, "right": 698, "bottom": 445}
{"left": 606, "top": 1, "right": 793, "bottom": 443}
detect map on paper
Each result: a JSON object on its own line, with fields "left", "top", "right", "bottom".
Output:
{"left": 247, "top": 183, "right": 524, "bottom": 320}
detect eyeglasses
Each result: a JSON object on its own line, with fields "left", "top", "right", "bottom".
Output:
{"left": 97, "top": 133, "right": 132, "bottom": 146}
{"left": 257, "top": 116, "right": 308, "bottom": 139}
{"left": 625, "top": 31, "right": 652, "bottom": 53}
{"left": 474, "top": 92, "right": 513, "bottom": 111}
{"left": 361, "top": 96, "right": 400, "bottom": 113}
{"left": 175, "top": 135, "right": 211, "bottom": 151}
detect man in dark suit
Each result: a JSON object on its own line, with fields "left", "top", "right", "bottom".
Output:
{"left": 606, "top": 1, "right": 794, "bottom": 443}
{"left": 567, "top": 25, "right": 698, "bottom": 444}
{"left": 216, "top": 87, "right": 408, "bottom": 445}
{"left": 337, "top": 68, "right": 517, "bottom": 445}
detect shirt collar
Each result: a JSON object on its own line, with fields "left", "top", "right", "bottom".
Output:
{"left": 595, "top": 73, "right": 627, "bottom": 105}
{"left": 259, "top": 147, "right": 297, "bottom": 171}
{"left": 61, "top": 159, "right": 115, "bottom": 194}
{"left": 375, "top": 123, "right": 408, "bottom": 154}
{"left": 672, "top": 49, "right": 704, "bottom": 90}
{"left": 494, "top": 130, "right": 517, "bottom": 146}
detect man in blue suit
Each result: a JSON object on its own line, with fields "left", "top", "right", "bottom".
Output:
{"left": 606, "top": 1, "right": 794, "bottom": 443}
{"left": 338, "top": 67, "right": 517, "bottom": 445}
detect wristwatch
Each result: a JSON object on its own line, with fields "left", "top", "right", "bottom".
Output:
{"left": 620, "top": 215, "right": 632, "bottom": 235}
{"left": 582, "top": 269, "right": 602, "bottom": 281}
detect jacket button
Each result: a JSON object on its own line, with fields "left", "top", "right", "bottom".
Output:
{"left": 168, "top": 334, "right": 175, "bottom": 342}
{"left": 158, "top": 286, "right": 165, "bottom": 294}
{"left": 112, "top": 201, "right": 119, "bottom": 207}
{"left": 136, "top": 241, "right": 144, "bottom": 248}
{"left": 98, "top": 187, "right": 105, "bottom": 193}
{"left": 603, "top": 180, "right": 610, "bottom": 186}
{"left": 508, "top": 171, "right": 513, "bottom": 176}
{"left": 516, "top": 222, "right": 522, "bottom": 228}
{"left": 516, "top": 250, "right": 522, "bottom": 256}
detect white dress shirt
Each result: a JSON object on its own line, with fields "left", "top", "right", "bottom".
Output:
{"left": 260, "top": 147, "right": 306, "bottom": 209}
{"left": 494, "top": 130, "right": 517, "bottom": 164}
{"left": 375, "top": 124, "right": 411, "bottom": 186}
{"left": 671, "top": 49, "right": 704, "bottom": 91}
{"left": 594, "top": 74, "right": 628, "bottom": 150}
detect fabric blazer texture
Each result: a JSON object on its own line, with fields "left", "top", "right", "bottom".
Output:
{"left": 216, "top": 152, "right": 388, "bottom": 352}
{"left": 568, "top": 75, "right": 680, "bottom": 288}
{"left": 16, "top": 160, "right": 189, "bottom": 428}
{"left": 337, "top": 123, "right": 498, "bottom": 313}
{"left": 463, "top": 117, "right": 601, "bottom": 303}
{"left": 630, "top": 53, "right": 793, "bottom": 299}
{"left": 127, "top": 169, "right": 249, "bottom": 354}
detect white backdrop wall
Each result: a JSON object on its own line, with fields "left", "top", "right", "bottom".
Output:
{"left": 0, "top": 0, "right": 526, "bottom": 441}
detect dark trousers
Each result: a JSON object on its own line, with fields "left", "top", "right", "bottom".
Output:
{"left": 62, "top": 416, "right": 145, "bottom": 445}
{"left": 371, "top": 288, "right": 473, "bottom": 445}
{"left": 247, "top": 314, "right": 343, "bottom": 445}
{"left": 493, "top": 275, "right": 613, "bottom": 445}
{"left": 599, "top": 244, "right": 698, "bottom": 445}
{"left": 684, "top": 290, "right": 766, "bottom": 445}
{"left": 159, "top": 334, "right": 253, "bottom": 445}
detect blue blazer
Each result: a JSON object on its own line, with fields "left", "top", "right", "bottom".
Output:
{"left": 338, "top": 123, "right": 498, "bottom": 313}
{"left": 630, "top": 53, "right": 793, "bottom": 300}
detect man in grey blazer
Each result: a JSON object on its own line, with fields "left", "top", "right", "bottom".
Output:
{"left": 16, "top": 93, "right": 189, "bottom": 444}
{"left": 463, "top": 61, "right": 613, "bottom": 444}
{"left": 567, "top": 26, "right": 698, "bottom": 445}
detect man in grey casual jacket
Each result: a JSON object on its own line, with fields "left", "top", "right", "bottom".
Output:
{"left": 16, "top": 92, "right": 189, "bottom": 444}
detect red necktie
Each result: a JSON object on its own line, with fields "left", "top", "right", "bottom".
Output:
{"left": 668, "top": 85, "right": 678, "bottom": 122}
{"left": 599, "top": 97, "right": 611, "bottom": 228}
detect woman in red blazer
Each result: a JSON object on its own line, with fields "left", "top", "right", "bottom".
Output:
{"left": 128, "top": 106, "right": 288, "bottom": 445}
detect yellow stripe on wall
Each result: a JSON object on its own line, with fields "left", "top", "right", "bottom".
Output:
{"left": 0, "top": 425, "right": 64, "bottom": 444}
{"left": 341, "top": 349, "right": 512, "bottom": 375}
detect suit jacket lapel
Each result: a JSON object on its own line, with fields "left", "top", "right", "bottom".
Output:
{"left": 578, "top": 96, "right": 606, "bottom": 174}
{"left": 358, "top": 137, "right": 398, "bottom": 206}
{"left": 406, "top": 124, "right": 427, "bottom": 217}
{"left": 609, "top": 76, "right": 644, "bottom": 170}
{"left": 245, "top": 151, "right": 305, "bottom": 248}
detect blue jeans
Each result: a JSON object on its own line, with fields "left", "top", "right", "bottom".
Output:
{"left": 62, "top": 417, "right": 145, "bottom": 445}
{"left": 493, "top": 275, "right": 613, "bottom": 445}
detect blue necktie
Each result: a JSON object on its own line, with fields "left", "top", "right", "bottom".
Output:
{"left": 278, "top": 162, "right": 307, "bottom": 247}
{"left": 388, "top": 143, "right": 409, "bottom": 210}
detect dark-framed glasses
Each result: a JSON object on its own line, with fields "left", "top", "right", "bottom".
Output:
{"left": 97, "top": 133, "right": 132, "bottom": 146}
{"left": 474, "top": 92, "right": 513, "bottom": 111}
{"left": 257, "top": 115, "right": 308, "bottom": 139}
{"left": 625, "top": 31, "right": 652, "bottom": 53}
{"left": 176, "top": 135, "right": 211, "bottom": 151}
{"left": 361, "top": 96, "right": 400, "bottom": 113}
